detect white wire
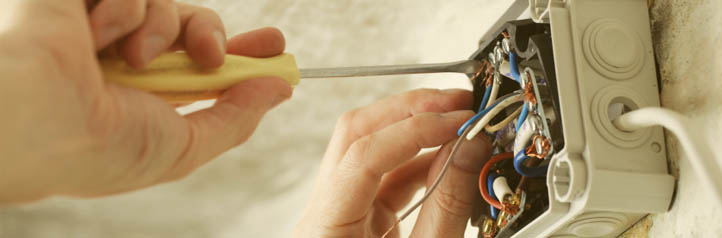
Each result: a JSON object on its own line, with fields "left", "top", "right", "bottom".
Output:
{"left": 614, "top": 107, "right": 722, "bottom": 205}
{"left": 513, "top": 115, "right": 537, "bottom": 155}
{"left": 492, "top": 176, "right": 513, "bottom": 200}
{"left": 466, "top": 94, "right": 522, "bottom": 140}
{"left": 486, "top": 72, "right": 501, "bottom": 107}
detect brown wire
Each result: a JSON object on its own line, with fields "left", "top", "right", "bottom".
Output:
{"left": 515, "top": 176, "right": 527, "bottom": 194}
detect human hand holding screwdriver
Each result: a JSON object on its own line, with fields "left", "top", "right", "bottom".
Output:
{"left": 295, "top": 89, "right": 492, "bottom": 237}
{"left": 0, "top": 2, "right": 494, "bottom": 236}
{"left": 0, "top": 0, "right": 291, "bottom": 203}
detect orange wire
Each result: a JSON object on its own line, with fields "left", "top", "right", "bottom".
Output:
{"left": 479, "top": 152, "right": 514, "bottom": 209}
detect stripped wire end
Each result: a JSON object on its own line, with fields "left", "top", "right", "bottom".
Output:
{"left": 472, "top": 60, "right": 489, "bottom": 82}
{"left": 526, "top": 135, "right": 551, "bottom": 159}
{"left": 523, "top": 74, "right": 537, "bottom": 105}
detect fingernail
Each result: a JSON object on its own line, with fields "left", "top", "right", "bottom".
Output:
{"left": 141, "top": 36, "right": 166, "bottom": 65}
{"left": 214, "top": 31, "right": 226, "bottom": 53}
{"left": 454, "top": 136, "right": 492, "bottom": 172}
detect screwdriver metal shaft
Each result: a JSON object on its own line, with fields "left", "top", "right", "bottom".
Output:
{"left": 299, "top": 59, "right": 482, "bottom": 79}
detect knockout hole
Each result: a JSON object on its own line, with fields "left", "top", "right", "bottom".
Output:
{"left": 607, "top": 97, "right": 639, "bottom": 132}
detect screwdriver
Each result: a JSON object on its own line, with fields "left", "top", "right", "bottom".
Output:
{"left": 101, "top": 52, "right": 482, "bottom": 102}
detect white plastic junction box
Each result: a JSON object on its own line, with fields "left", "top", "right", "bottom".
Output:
{"left": 490, "top": 0, "right": 675, "bottom": 237}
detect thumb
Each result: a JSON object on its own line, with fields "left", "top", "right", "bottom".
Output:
{"left": 174, "top": 77, "right": 291, "bottom": 174}
{"left": 410, "top": 135, "right": 492, "bottom": 237}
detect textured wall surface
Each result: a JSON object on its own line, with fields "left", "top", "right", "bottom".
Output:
{"left": 1, "top": 1, "right": 718, "bottom": 237}
{"left": 0, "top": 1, "right": 506, "bottom": 237}
{"left": 624, "top": 0, "right": 722, "bottom": 237}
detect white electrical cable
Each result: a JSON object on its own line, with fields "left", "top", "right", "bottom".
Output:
{"left": 492, "top": 176, "right": 514, "bottom": 200}
{"left": 486, "top": 72, "right": 501, "bottom": 107}
{"left": 614, "top": 107, "right": 722, "bottom": 205}
{"left": 467, "top": 94, "right": 522, "bottom": 140}
{"left": 513, "top": 115, "right": 538, "bottom": 155}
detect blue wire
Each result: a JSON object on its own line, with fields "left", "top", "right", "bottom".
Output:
{"left": 509, "top": 52, "right": 521, "bottom": 83}
{"left": 479, "top": 84, "right": 492, "bottom": 111}
{"left": 510, "top": 51, "right": 529, "bottom": 132}
{"left": 457, "top": 93, "right": 518, "bottom": 136}
{"left": 515, "top": 103, "right": 529, "bottom": 131}
{"left": 487, "top": 172, "right": 499, "bottom": 219}
{"left": 513, "top": 150, "right": 548, "bottom": 177}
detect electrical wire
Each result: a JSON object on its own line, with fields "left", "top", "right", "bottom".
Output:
{"left": 487, "top": 72, "right": 501, "bottom": 106}
{"left": 487, "top": 172, "right": 499, "bottom": 219}
{"left": 479, "top": 152, "right": 514, "bottom": 209}
{"left": 513, "top": 116, "right": 536, "bottom": 156}
{"left": 513, "top": 150, "right": 547, "bottom": 177}
{"left": 382, "top": 124, "right": 473, "bottom": 238}
{"left": 457, "top": 93, "right": 520, "bottom": 136}
{"left": 515, "top": 103, "right": 529, "bottom": 132}
{"left": 509, "top": 52, "right": 521, "bottom": 83}
{"left": 467, "top": 94, "right": 523, "bottom": 140}
{"left": 485, "top": 105, "right": 523, "bottom": 133}
{"left": 613, "top": 107, "right": 722, "bottom": 205}
{"left": 480, "top": 82, "right": 493, "bottom": 110}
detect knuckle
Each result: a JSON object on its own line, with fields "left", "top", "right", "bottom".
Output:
{"left": 346, "top": 134, "right": 373, "bottom": 161}
{"left": 417, "top": 100, "right": 445, "bottom": 113}
{"left": 402, "top": 88, "right": 458, "bottom": 113}
{"left": 337, "top": 109, "right": 360, "bottom": 129}
{"left": 122, "top": 0, "right": 147, "bottom": 27}
{"left": 434, "top": 188, "right": 474, "bottom": 219}
{"left": 406, "top": 112, "right": 439, "bottom": 129}
{"left": 402, "top": 88, "right": 440, "bottom": 104}
{"left": 335, "top": 109, "right": 367, "bottom": 139}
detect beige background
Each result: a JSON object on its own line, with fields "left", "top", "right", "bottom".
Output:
{"left": 1, "top": 0, "right": 720, "bottom": 237}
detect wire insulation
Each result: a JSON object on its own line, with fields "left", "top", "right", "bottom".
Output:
{"left": 480, "top": 83, "right": 492, "bottom": 111}
{"left": 485, "top": 105, "right": 523, "bottom": 133}
{"left": 457, "top": 93, "right": 520, "bottom": 136}
{"left": 515, "top": 103, "right": 529, "bottom": 132}
{"left": 509, "top": 52, "right": 521, "bottom": 83}
{"left": 467, "top": 94, "right": 523, "bottom": 140}
{"left": 487, "top": 173, "right": 499, "bottom": 219}
{"left": 513, "top": 150, "right": 547, "bottom": 177}
{"left": 479, "top": 152, "right": 514, "bottom": 209}
{"left": 487, "top": 73, "right": 500, "bottom": 107}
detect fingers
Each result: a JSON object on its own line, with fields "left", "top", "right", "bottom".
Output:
{"left": 118, "top": 0, "right": 180, "bottom": 68}
{"left": 176, "top": 3, "right": 227, "bottom": 68}
{"left": 319, "top": 110, "right": 474, "bottom": 227}
{"left": 165, "top": 77, "right": 291, "bottom": 179}
{"left": 90, "top": 1, "right": 228, "bottom": 69}
{"left": 375, "top": 152, "right": 436, "bottom": 212}
{"left": 89, "top": 0, "right": 147, "bottom": 50}
{"left": 410, "top": 134, "right": 492, "bottom": 237}
{"left": 321, "top": 89, "right": 472, "bottom": 177}
{"left": 226, "top": 27, "right": 286, "bottom": 57}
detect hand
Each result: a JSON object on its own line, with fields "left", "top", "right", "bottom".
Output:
{"left": 0, "top": 0, "right": 291, "bottom": 203}
{"left": 295, "top": 89, "right": 492, "bottom": 237}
